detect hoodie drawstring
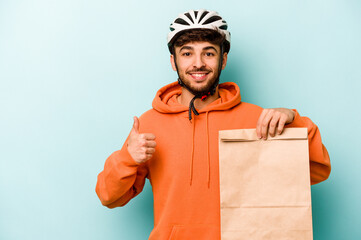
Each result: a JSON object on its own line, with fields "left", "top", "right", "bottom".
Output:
{"left": 190, "top": 114, "right": 195, "bottom": 186}
{"left": 206, "top": 111, "right": 210, "bottom": 188}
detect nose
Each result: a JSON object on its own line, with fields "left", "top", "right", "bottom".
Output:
{"left": 193, "top": 54, "right": 205, "bottom": 69}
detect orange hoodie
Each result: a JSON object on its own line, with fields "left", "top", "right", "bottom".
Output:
{"left": 96, "top": 81, "right": 331, "bottom": 239}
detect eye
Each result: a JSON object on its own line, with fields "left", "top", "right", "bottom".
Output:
{"left": 205, "top": 52, "right": 215, "bottom": 57}
{"left": 182, "top": 52, "right": 191, "bottom": 56}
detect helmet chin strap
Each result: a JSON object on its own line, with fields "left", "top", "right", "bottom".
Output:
{"left": 174, "top": 45, "right": 224, "bottom": 120}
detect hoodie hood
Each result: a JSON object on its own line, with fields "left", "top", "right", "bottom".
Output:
{"left": 152, "top": 81, "right": 242, "bottom": 114}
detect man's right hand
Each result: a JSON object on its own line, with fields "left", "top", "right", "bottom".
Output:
{"left": 127, "top": 116, "right": 156, "bottom": 164}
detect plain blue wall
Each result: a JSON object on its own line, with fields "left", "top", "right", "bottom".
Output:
{"left": 1, "top": 0, "right": 360, "bottom": 239}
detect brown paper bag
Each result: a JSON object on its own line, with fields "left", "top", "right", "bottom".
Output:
{"left": 219, "top": 128, "right": 312, "bottom": 240}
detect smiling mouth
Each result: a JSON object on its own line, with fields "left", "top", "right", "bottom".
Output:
{"left": 189, "top": 72, "right": 209, "bottom": 81}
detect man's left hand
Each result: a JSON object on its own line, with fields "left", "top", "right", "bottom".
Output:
{"left": 256, "top": 108, "right": 295, "bottom": 139}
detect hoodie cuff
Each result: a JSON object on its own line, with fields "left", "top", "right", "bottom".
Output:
{"left": 113, "top": 141, "right": 142, "bottom": 167}
{"left": 123, "top": 147, "right": 142, "bottom": 167}
{"left": 285, "top": 109, "right": 305, "bottom": 127}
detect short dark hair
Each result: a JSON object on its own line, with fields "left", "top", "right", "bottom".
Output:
{"left": 171, "top": 28, "right": 230, "bottom": 54}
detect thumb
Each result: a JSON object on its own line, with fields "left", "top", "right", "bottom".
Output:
{"left": 131, "top": 116, "right": 140, "bottom": 134}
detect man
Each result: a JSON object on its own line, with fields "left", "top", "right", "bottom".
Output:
{"left": 96, "top": 9, "right": 331, "bottom": 239}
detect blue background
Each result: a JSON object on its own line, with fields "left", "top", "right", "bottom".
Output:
{"left": 1, "top": 0, "right": 360, "bottom": 239}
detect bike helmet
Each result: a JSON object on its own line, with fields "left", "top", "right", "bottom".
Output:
{"left": 167, "top": 9, "right": 231, "bottom": 53}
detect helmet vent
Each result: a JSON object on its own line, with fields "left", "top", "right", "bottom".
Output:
{"left": 184, "top": 13, "right": 194, "bottom": 23}
{"left": 174, "top": 18, "right": 190, "bottom": 25}
{"left": 203, "top": 16, "right": 222, "bottom": 25}
{"left": 219, "top": 24, "right": 227, "bottom": 30}
{"left": 199, "top": 11, "right": 209, "bottom": 22}
{"left": 170, "top": 27, "right": 175, "bottom": 31}
{"left": 194, "top": 11, "right": 198, "bottom": 19}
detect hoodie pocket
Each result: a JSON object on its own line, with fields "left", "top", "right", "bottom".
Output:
{"left": 168, "top": 225, "right": 219, "bottom": 240}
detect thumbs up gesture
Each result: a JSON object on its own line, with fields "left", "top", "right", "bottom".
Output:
{"left": 127, "top": 116, "right": 157, "bottom": 164}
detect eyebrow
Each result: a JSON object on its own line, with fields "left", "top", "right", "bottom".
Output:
{"left": 179, "top": 46, "right": 193, "bottom": 52}
{"left": 179, "top": 45, "right": 218, "bottom": 53}
{"left": 203, "top": 46, "right": 218, "bottom": 53}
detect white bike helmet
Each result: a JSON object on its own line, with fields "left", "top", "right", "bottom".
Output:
{"left": 167, "top": 9, "right": 231, "bottom": 53}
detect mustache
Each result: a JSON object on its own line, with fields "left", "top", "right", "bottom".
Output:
{"left": 187, "top": 67, "right": 211, "bottom": 73}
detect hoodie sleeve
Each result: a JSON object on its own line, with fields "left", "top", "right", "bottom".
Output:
{"left": 286, "top": 109, "right": 331, "bottom": 185}
{"left": 95, "top": 139, "right": 149, "bottom": 208}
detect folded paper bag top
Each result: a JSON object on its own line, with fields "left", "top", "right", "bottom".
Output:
{"left": 220, "top": 127, "right": 308, "bottom": 141}
{"left": 219, "top": 128, "right": 313, "bottom": 240}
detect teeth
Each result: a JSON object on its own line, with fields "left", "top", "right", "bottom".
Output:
{"left": 192, "top": 73, "right": 206, "bottom": 77}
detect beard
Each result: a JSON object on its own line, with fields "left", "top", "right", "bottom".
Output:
{"left": 178, "top": 67, "right": 220, "bottom": 96}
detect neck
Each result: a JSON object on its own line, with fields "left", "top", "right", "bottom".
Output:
{"left": 178, "top": 87, "right": 220, "bottom": 110}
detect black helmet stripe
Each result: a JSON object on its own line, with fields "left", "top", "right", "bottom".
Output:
{"left": 198, "top": 10, "right": 209, "bottom": 22}
{"left": 219, "top": 24, "right": 227, "bottom": 30}
{"left": 184, "top": 13, "right": 194, "bottom": 23}
{"left": 174, "top": 18, "right": 190, "bottom": 25}
{"left": 203, "top": 16, "right": 222, "bottom": 25}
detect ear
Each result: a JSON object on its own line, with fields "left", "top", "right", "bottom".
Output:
{"left": 221, "top": 52, "right": 228, "bottom": 70}
{"left": 170, "top": 54, "right": 177, "bottom": 71}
